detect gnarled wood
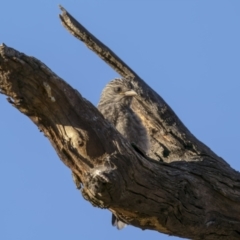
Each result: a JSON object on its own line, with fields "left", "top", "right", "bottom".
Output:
{"left": 0, "top": 7, "right": 240, "bottom": 240}
{"left": 58, "top": 6, "right": 220, "bottom": 163}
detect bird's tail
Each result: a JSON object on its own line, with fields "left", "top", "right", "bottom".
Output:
{"left": 112, "top": 214, "right": 126, "bottom": 230}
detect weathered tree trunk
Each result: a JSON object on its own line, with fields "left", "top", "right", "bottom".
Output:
{"left": 0, "top": 6, "right": 240, "bottom": 240}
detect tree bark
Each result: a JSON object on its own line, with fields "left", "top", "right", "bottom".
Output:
{"left": 0, "top": 6, "right": 240, "bottom": 240}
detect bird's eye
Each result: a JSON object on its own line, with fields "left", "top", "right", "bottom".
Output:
{"left": 115, "top": 87, "right": 122, "bottom": 93}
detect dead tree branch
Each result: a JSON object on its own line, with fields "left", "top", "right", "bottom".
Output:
{"left": 0, "top": 6, "right": 240, "bottom": 240}
{"left": 58, "top": 6, "right": 216, "bottom": 163}
{"left": 59, "top": 5, "right": 137, "bottom": 79}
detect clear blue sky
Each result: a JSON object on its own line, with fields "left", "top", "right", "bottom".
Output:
{"left": 0, "top": 1, "right": 239, "bottom": 240}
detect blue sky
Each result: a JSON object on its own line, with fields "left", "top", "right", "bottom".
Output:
{"left": 0, "top": 1, "right": 239, "bottom": 240}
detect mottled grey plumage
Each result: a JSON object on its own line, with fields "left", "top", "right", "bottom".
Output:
{"left": 98, "top": 78, "right": 149, "bottom": 230}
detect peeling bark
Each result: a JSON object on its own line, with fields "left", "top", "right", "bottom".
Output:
{"left": 0, "top": 6, "right": 240, "bottom": 240}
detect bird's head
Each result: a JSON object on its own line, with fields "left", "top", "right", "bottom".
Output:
{"left": 98, "top": 78, "right": 137, "bottom": 107}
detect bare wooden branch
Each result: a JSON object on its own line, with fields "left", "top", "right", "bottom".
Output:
{"left": 59, "top": 5, "right": 137, "bottom": 79}
{"left": 1, "top": 42, "right": 240, "bottom": 239}
{"left": 58, "top": 5, "right": 221, "bottom": 163}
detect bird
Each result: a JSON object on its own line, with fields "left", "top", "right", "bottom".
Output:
{"left": 97, "top": 78, "right": 149, "bottom": 229}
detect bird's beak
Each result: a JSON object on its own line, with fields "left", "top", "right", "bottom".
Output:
{"left": 124, "top": 90, "right": 137, "bottom": 96}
